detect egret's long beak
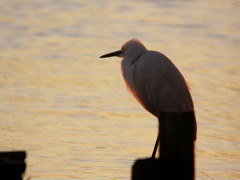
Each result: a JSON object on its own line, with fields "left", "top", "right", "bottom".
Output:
{"left": 100, "top": 50, "right": 123, "bottom": 58}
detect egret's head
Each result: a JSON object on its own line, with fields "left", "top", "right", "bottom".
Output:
{"left": 121, "top": 39, "right": 147, "bottom": 60}
{"left": 100, "top": 39, "right": 147, "bottom": 61}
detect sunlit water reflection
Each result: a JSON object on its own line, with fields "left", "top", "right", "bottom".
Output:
{"left": 0, "top": 0, "right": 239, "bottom": 179}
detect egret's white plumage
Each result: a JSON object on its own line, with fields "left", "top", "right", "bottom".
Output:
{"left": 100, "top": 39, "right": 196, "bottom": 158}
{"left": 121, "top": 39, "right": 194, "bottom": 116}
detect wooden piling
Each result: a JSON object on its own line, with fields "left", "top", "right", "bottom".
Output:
{"left": 0, "top": 151, "right": 26, "bottom": 180}
{"left": 132, "top": 111, "right": 195, "bottom": 180}
{"left": 160, "top": 111, "right": 195, "bottom": 179}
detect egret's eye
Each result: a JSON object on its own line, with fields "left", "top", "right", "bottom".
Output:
{"left": 121, "top": 48, "right": 125, "bottom": 52}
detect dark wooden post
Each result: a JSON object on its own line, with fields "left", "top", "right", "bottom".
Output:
{"left": 132, "top": 111, "right": 195, "bottom": 180}
{"left": 159, "top": 111, "right": 195, "bottom": 179}
{"left": 0, "top": 151, "right": 26, "bottom": 180}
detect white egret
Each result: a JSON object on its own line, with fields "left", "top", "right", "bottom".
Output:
{"left": 100, "top": 39, "right": 196, "bottom": 158}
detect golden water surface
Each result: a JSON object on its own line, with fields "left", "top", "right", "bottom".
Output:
{"left": 0, "top": 0, "right": 239, "bottom": 179}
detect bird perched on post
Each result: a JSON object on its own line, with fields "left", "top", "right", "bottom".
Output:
{"left": 100, "top": 39, "right": 196, "bottom": 158}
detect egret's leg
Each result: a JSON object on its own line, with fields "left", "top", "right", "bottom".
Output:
{"left": 151, "top": 131, "right": 160, "bottom": 159}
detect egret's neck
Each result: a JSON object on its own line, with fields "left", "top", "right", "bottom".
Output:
{"left": 126, "top": 49, "right": 147, "bottom": 65}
